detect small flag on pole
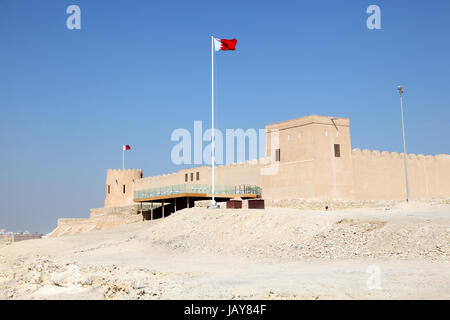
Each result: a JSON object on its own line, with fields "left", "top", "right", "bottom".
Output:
{"left": 122, "top": 145, "right": 131, "bottom": 169}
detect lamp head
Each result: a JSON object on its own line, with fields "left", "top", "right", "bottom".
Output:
{"left": 397, "top": 86, "right": 403, "bottom": 95}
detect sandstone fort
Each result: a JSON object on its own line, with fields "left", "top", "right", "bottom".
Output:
{"left": 50, "top": 115, "right": 450, "bottom": 235}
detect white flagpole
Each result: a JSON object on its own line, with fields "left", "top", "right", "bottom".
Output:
{"left": 211, "top": 35, "right": 216, "bottom": 206}
{"left": 122, "top": 145, "right": 124, "bottom": 170}
{"left": 398, "top": 86, "right": 410, "bottom": 202}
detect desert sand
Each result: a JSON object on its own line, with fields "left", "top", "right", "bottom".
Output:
{"left": 1, "top": 202, "right": 449, "bottom": 300}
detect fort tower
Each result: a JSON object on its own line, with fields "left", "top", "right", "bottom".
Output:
{"left": 104, "top": 169, "right": 143, "bottom": 207}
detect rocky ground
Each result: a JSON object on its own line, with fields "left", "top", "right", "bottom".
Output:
{"left": 0, "top": 202, "right": 449, "bottom": 299}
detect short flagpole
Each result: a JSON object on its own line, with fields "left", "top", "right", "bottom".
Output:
{"left": 122, "top": 146, "right": 124, "bottom": 170}
{"left": 211, "top": 35, "right": 216, "bottom": 206}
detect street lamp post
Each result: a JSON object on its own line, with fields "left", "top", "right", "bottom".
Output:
{"left": 397, "top": 86, "right": 410, "bottom": 203}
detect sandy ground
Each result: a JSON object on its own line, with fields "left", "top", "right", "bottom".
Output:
{"left": 1, "top": 202, "right": 449, "bottom": 299}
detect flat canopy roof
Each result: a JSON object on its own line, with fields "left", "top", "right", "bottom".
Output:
{"left": 133, "top": 184, "right": 261, "bottom": 202}
{"left": 134, "top": 193, "right": 260, "bottom": 202}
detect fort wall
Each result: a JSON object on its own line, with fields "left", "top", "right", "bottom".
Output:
{"left": 48, "top": 204, "right": 151, "bottom": 237}
{"left": 262, "top": 148, "right": 450, "bottom": 201}
{"left": 134, "top": 160, "right": 263, "bottom": 192}
{"left": 352, "top": 149, "right": 450, "bottom": 200}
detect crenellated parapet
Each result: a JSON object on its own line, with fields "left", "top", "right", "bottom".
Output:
{"left": 106, "top": 168, "right": 143, "bottom": 179}
{"left": 351, "top": 147, "right": 450, "bottom": 200}
{"left": 351, "top": 148, "right": 441, "bottom": 161}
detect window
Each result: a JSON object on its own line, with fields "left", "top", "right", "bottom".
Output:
{"left": 334, "top": 144, "right": 341, "bottom": 157}
{"left": 185, "top": 173, "right": 188, "bottom": 182}
{"left": 107, "top": 185, "right": 110, "bottom": 194}
{"left": 275, "top": 149, "right": 280, "bottom": 162}
{"left": 196, "top": 172, "right": 200, "bottom": 180}
{"left": 123, "top": 184, "right": 126, "bottom": 194}
{"left": 190, "top": 173, "right": 194, "bottom": 181}
{"left": 287, "top": 134, "right": 291, "bottom": 140}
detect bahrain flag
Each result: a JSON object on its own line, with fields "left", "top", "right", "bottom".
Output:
{"left": 214, "top": 38, "right": 237, "bottom": 51}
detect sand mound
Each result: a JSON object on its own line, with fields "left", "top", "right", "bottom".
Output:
{"left": 1, "top": 205, "right": 449, "bottom": 299}
{"left": 135, "top": 207, "right": 449, "bottom": 261}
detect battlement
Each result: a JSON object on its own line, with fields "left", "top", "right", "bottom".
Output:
{"left": 351, "top": 148, "right": 441, "bottom": 161}
{"left": 106, "top": 168, "right": 143, "bottom": 178}
{"left": 351, "top": 147, "right": 450, "bottom": 200}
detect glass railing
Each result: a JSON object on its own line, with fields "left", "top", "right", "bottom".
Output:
{"left": 134, "top": 184, "right": 261, "bottom": 200}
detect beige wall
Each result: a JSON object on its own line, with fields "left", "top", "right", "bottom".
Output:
{"left": 352, "top": 149, "right": 450, "bottom": 200}
{"left": 134, "top": 160, "right": 263, "bottom": 192}
{"left": 262, "top": 115, "right": 355, "bottom": 200}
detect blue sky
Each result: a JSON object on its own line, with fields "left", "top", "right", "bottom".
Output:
{"left": 1, "top": 0, "right": 449, "bottom": 233}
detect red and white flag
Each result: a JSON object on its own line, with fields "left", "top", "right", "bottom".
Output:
{"left": 122, "top": 145, "right": 131, "bottom": 169}
{"left": 213, "top": 38, "right": 237, "bottom": 51}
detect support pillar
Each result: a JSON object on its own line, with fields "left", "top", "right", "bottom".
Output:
{"left": 174, "top": 198, "right": 177, "bottom": 212}
{"left": 162, "top": 200, "right": 165, "bottom": 218}
{"left": 187, "top": 197, "right": 190, "bottom": 209}
{"left": 151, "top": 201, "right": 153, "bottom": 220}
